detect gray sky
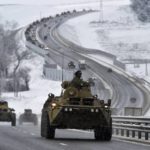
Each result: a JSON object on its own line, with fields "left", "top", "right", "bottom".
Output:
{"left": 0, "top": 0, "right": 98, "bottom": 5}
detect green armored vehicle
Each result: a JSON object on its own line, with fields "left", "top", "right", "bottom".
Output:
{"left": 41, "top": 71, "right": 112, "bottom": 140}
{"left": 19, "top": 109, "right": 38, "bottom": 125}
{"left": 68, "top": 61, "right": 75, "bottom": 69}
{"left": 0, "top": 100, "right": 16, "bottom": 126}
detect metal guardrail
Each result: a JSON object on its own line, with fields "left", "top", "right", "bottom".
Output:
{"left": 43, "top": 68, "right": 73, "bottom": 81}
{"left": 112, "top": 116, "right": 150, "bottom": 141}
{"left": 56, "top": 26, "right": 126, "bottom": 70}
{"left": 26, "top": 41, "right": 48, "bottom": 57}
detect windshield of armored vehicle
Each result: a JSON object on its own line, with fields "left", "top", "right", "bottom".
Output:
{"left": 25, "top": 109, "right": 32, "bottom": 113}
{"left": 0, "top": 101, "right": 8, "bottom": 106}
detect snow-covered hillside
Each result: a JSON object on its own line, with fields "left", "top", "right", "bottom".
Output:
{"left": 0, "top": 0, "right": 128, "bottom": 5}
{"left": 59, "top": 1, "right": 150, "bottom": 78}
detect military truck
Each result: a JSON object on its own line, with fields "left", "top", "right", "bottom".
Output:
{"left": 78, "top": 60, "right": 86, "bottom": 70}
{"left": 0, "top": 100, "right": 16, "bottom": 126}
{"left": 19, "top": 109, "right": 38, "bottom": 125}
{"left": 41, "top": 72, "right": 112, "bottom": 141}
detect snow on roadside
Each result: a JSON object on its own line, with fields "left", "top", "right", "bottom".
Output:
{"left": 2, "top": 53, "right": 61, "bottom": 116}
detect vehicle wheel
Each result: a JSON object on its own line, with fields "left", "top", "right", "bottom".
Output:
{"left": 41, "top": 110, "right": 55, "bottom": 139}
{"left": 94, "top": 118, "right": 112, "bottom": 141}
{"left": 19, "top": 120, "right": 23, "bottom": 125}
{"left": 33, "top": 116, "right": 38, "bottom": 126}
{"left": 103, "top": 118, "right": 112, "bottom": 141}
{"left": 94, "top": 127, "right": 104, "bottom": 141}
{"left": 19, "top": 116, "right": 23, "bottom": 125}
{"left": 11, "top": 113, "right": 16, "bottom": 126}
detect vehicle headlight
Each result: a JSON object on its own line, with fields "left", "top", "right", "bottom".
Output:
{"left": 64, "top": 108, "right": 68, "bottom": 111}
{"left": 69, "top": 91, "right": 74, "bottom": 96}
{"left": 69, "top": 108, "right": 72, "bottom": 112}
{"left": 91, "top": 109, "right": 94, "bottom": 112}
{"left": 95, "top": 109, "right": 99, "bottom": 112}
{"left": 104, "top": 105, "right": 108, "bottom": 108}
{"left": 51, "top": 103, "right": 57, "bottom": 108}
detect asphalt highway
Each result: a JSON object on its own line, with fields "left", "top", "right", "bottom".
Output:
{"left": 0, "top": 123, "right": 150, "bottom": 150}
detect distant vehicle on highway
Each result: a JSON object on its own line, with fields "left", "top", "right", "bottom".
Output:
{"left": 130, "top": 97, "right": 136, "bottom": 103}
{"left": 0, "top": 100, "right": 16, "bottom": 126}
{"left": 44, "top": 47, "right": 49, "bottom": 50}
{"left": 19, "top": 109, "right": 38, "bottom": 125}
{"left": 107, "top": 68, "right": 112, "bottom": 73}
{"left": 68, "top": 61, "right": 75, "bottom": 69}
{"left": 88, "top": 77, "right": 96, "bottom": 86}
{"left": 44, "top": 35, "right": 48, "bottom": 40}
{"left": 78, "top": 60, "right": 86, "bottom": 70}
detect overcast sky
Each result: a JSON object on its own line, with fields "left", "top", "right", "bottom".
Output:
{"left": 0, "top": 0, "right": 99, "bottom": 5}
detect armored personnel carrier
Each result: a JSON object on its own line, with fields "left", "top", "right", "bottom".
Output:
{"left": 68, "top": 61, "right": 75, "bottom": 69}
{"left": 41, "top": 71, "right": 112, "bottom": 141}
{"left": 19, "top": 109, "right": 38, "bottom": 125}
{"left": 0, "top": 100, "right": 16, "bottom": 126}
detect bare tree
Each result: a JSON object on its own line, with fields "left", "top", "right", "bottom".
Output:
{"left": 0, "top": 25, "right": 13, "bottom": 96}
{"left": 12, "top": 46, "right": 31, "bottom": 96}
{"left": 0, "top": 19, "right": 32, "bottom": 96}
{"left": 131, "top": 0, "right": 150, "bottom": 22}
{"left": 17, "top": 67, "right": 31, "bottom": 91}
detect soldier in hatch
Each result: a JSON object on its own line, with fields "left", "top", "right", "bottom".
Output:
{"left": 70, "top": 70, "right": 89, "bottom": 89}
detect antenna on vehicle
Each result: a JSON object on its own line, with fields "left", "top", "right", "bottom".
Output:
{"left": 61, "top": 49, "right": 64, "bottom": 96}
{"left": 61, "top": 49, "right": 64, "bottom": 83}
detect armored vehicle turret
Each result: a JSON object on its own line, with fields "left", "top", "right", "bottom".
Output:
{"left": 0, "top": 100, "right": 16, "bottom": 126}
{"left": 19, "top": 109, "right": 38, "bottom": 125}
{"left": 41, "top": 71, "right": 112, "bottom": 141}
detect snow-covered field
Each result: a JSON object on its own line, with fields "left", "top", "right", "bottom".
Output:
{"left": 59, "top": 0, "right": 150, "bottom": 78}
{"left": 0, "top": 0, "right": 150, "bottom": 116}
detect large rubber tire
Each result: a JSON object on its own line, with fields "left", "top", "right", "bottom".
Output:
{"left": 94, "top": 128, "right": 103, "bottom": 140}
{"left": 19, "top": 116, "right": 23, "bottom": 125}
{"left": 103, "top": 118, "right": 112, "bottom": 141}
{"left": 33, "top": 115, "right": 38, "bottom": 126}
{"left": 94, "top": 118, "right": 112, "bottom": 141}
{"left": 41, "top": 110, "right": 55, "bottom": 139}
{"left": 11, "top": 113, "right": 16, "bottom": 126}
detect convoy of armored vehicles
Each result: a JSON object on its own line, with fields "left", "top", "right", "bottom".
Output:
{"left": 19, "top": 109, "right": 38, "bottom": 125}
{"left": 41, "top": 71, "right": 112, "bottom": 141}
{"left": 0, "top": 100, "right": 16, "bottom": 126}
{"left": 0, "top": 66, "right": 112, "bottom": 141}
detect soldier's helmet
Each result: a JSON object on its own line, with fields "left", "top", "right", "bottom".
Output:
{"left": 75, "top": 70, "right": 82, "bottom": 78}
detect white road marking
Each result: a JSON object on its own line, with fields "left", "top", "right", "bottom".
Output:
{"left": 59, "top": 143, "right": 68, "bottom": 146}
{"left": 30, "top": 133, "right": 36, "bottom": 136}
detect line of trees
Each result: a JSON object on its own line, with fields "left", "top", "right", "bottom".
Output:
{"left": 0, "top": 21, "right": 32, "bottom": 97}
{"left": 130, "top": 0, "right": 150, "bottom": 22}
